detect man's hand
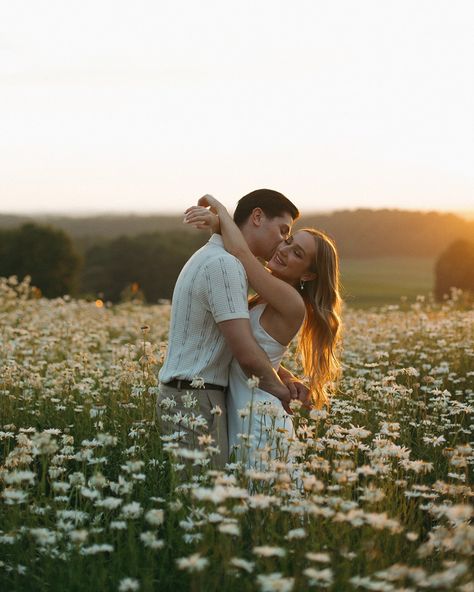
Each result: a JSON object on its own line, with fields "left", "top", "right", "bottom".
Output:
{"left": 295, "top": 382, "right": 312, "bottom": 410}
{"left": 274, "top": 384, "right": 293, "bottom": 415}
{"left": 278, "top": 365, "right": 313, "bottom": 410}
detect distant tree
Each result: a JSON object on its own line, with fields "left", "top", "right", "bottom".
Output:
{"left": 434, "top": 239, "right": 474, "bottom": 301}
{"left": 0, "top": 223, "right": 81, "bottom": 297}
{"left": 81, "top": 231, "right": 206, "bottom": 302}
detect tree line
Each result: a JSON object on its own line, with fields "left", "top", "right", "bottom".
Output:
{"left": 0, "top": 210, "right": 473, "bottom": 302}
{"left": 1, "top": 208, "right": 473, "bottom": 258}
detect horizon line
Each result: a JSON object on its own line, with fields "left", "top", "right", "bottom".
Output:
{"left": 0, "top": 206, "right": 473, "bottom": 220}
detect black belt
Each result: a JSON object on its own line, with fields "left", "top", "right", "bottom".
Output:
{"left": 164, "top": 379, "right": 226, "bottom": 392}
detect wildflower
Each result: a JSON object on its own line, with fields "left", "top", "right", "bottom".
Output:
{"left": 140, "top": 531, "right": 164, "bottom": 549}
{"left": 218, "top": 522, "right": 240, "bottom": 536}
{"left": 230, "top": 557, "right": 255, "bottom": 573}
{"left": 158, "top": 396, "right": 176, "bottom": 410}
{"left": 306, "top": 552, "right": 331, "bottom": 563}
{"left": 210, "top": 405, "right": 222, "bottom": 416}
{"left": 2, "top": 489, "right": 28, "bottom": 505}
{"left": 289, "top": 399, "right": 303, "bottom": 411}
{"left": 181, "top": 392, "right": 198, "bottom": 408}
{"left": 31, "top": 432, "right": 58, "bottom": 456}
{"left": 248, "top": 495, "right": 278, "bottom": 509}
{"left": 175, "top": 448, "right": 207, "bottom": 461}
{"left": 350, "top": 575, "right": 393, "bottom": 590}
{"left": 121, "top": 502, "right": 143, "bottom": 519}
{"left": 444, "top": 504, "right": 473, "bottom": 524}
{"left": 247, "top": 375, "right": 260, "bottom": 389}
{"left": 80, "top": 543, "right": 114, "bottom": 555}
{"left": 190, "top": 376, "right": 205, "bottom": 389}
{"left": 182, "top": 533, "right": 203, "bottom": 543}
{"left": 118, "top": 577, "right": 140, "bottom": 591}
{"left": 80, "top": 487, "right": 101, "bottom": 500}
{"left": 69, "top": 472, "right": 86, "bottom": 486}
{"left": 285, "top": 528, "right": 306, "bottom": 540}
{"left": 145, "top": 509, "right": 165, "bottom": 527}
{"left": 122, "top": 460, "right": 145, "bottom": 474}
{"left": 309, "top": 408, "right": 328, "bottom": 420}
{"left": 176, "top": 553, "right": 209, "bottom": 572}
{"left": 95, "top": 497, "right": 123, "bottom": 510}
{"left": 253, "top": 546, "right": 286, "bottom": 558}
{"left": 360, "top": 486, "right": 385, "bottom": 504}
{"left": 422, "top": 435, "right": 446, "bottom": 447}
{"left": 56, "top": 510, "right": 88, "bottom": 524}
{"left": 197, "top": 434, "right": 215, "bottom": 446}
{"left": 347, "top": 425, "right": 371, "bottom": 439}
{"left": 30, "top": 528, "right": 58, "bottom": 547}
{"left": 69, "top": 530, "right": 88, "bottom": 543}
{"left": 3, "top": 470, "right": 36, "bottom": 486}
{"left": 303, "top": 567, "right": 333, "bottom": 586}
{"left": 256, "top": 572, "right": 294, "bottom": 592}
{"left": 399, "top": 459, "right": 434, "bottom": 474}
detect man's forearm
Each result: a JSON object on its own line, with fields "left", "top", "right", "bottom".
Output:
{"left": 238, "top": 347, "right": 289, "bottom": 402}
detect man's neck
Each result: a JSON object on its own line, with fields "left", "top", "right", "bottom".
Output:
{"left": 240, "top": 224, "right": 259, "bottom": 258}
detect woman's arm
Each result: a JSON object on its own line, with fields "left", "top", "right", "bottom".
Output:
{"left": 185, "top": 196, "right": 305, "bottom": 327}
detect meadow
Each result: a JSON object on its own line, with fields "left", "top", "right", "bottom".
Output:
{"left": 0, "top": 276, "right": 472, "bottom": 591}
{"left": 340, "top": 258, "right": 434, "bottom": 309}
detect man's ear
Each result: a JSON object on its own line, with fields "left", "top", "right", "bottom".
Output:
{"left": 250, "top": 207, "right": 264, "bottom": 227}
{"left": 301, "top": 271, "right": 317, "bottom": 282}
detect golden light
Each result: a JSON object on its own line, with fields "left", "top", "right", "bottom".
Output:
{"left": 95, "top": 299, "right": 104, "bottom": 308}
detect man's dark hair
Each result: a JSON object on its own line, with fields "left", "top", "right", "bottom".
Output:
{"left": 233, "top": 189, "right": 300, "bottom": 227}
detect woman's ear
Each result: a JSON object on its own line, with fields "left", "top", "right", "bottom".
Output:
{"left": 301, "top": 271, "right": 317, "bottom": 282}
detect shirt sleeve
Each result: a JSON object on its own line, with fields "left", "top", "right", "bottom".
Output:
{"left": 202, "top": 255, "right": 250, "bottom": 323}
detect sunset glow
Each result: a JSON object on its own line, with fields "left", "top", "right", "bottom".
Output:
{"left": 1, "top": 0, "right": 473, "bottom": 215}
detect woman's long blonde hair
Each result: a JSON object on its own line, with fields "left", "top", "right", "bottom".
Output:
{"left": 298, "top": 228, "right": 342, "bottom": 407}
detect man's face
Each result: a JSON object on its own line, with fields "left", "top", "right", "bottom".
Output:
{"left": 259, "top": 212, "right": 294, "bottom": 261}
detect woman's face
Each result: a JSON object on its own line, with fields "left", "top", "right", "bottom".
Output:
{"left": 267, "top": 230, "right": 317, "bottom": 286}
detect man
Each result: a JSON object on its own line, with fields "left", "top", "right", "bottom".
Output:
{"left": 157, "top": 188, "right": 306, "bottom": 468}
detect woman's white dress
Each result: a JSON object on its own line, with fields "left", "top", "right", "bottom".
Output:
{"left": 227, "top": 303, "right": 295, "bottom": 464}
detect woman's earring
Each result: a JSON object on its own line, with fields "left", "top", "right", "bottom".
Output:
{"left": 300, "top": 280, "right": 305, "bottom": 291}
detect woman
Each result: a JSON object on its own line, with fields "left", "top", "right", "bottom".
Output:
{"left": 184, "top": 196, "right": 342, "bottom": 464}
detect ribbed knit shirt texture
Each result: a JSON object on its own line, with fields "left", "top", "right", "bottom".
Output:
{"left": 159, "top": 234, "right": 249, "bottom": 387}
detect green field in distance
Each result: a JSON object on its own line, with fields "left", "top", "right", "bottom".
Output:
{"left": 340, "top": 257, "right": 435, "bottom": 308}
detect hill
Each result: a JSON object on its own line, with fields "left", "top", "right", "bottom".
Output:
{"left": 1, "top": 209, "right": 471, "bottom": 258}
{"left": 296, "top": 209, "right": 474, "bottom": 258}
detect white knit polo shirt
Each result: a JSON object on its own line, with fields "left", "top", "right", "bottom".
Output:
{"left": 159, "top": 234, "right": 249, "bottom": 387}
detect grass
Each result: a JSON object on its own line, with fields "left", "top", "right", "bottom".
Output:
{"left": 340, "top": 257, "right": 435, "bottom": 308}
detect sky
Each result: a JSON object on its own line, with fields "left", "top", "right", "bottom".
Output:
{"left": 1, "top": 0, "right": 473, "bottom": 216}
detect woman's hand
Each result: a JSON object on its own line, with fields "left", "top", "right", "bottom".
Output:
{"left": 184, "top": 206, "right": 221, "bottom": 234}
{"left": 197, "top": 194, "right": 226, "bottom": 214}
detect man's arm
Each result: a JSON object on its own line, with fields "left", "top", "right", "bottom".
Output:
{"left": 218, "top": 318, "right": 291, "bottom": 411}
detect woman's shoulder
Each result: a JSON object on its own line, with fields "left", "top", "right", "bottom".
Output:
{"left": 259, "top": 297, "right": 305, "bottom": 344}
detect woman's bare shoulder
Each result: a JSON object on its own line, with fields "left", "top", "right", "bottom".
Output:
{"left": 259, "top": 299, "right": 305, "bottom": 346}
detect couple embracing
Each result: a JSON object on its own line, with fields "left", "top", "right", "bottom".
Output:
{"left": 157, "top": 189, "right": 342, "bottom": 468}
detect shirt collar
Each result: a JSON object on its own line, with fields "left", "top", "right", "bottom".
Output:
{"left": 208, "top": 233, "right": 224, "bottom": 247}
